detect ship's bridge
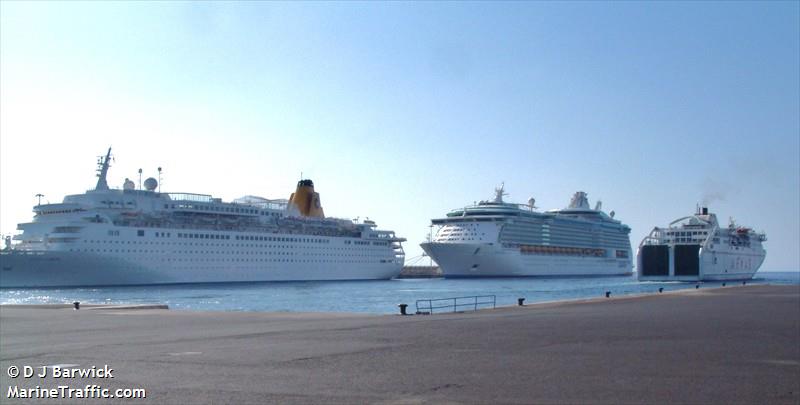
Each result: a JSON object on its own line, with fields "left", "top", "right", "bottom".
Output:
{"left": 446, "top": 203, "right": 525, "bottom": 216}
{"left": 435, "top": 203, "right": 539, "bottom": 225}
{"left": 438, "top": 182, "right": 540, "bottom": 222}
{"left": 669, "top": 214, "right": 717, "bottom": 229}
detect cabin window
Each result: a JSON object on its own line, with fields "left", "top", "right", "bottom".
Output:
{"left": 137, "top": 230, "right": 145, "bottom": 237}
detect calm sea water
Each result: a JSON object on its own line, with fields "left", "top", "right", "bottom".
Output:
{"left": 1, "top": 272, "right": 797, "bottom": 314}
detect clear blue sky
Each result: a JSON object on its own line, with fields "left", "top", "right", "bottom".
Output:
{"left": 2, "top": 1, "right": 798, "bottom": 271}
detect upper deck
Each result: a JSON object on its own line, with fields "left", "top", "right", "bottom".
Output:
{"left": 640, "top": 206, "right": 766, "bottom": 249}
{"left": 13, "top": 147, "right": 401, "bottom": 244}
{"left": 432, "top": 187, "right": 627, "bottom": 230}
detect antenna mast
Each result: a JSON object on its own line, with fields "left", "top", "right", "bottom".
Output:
{"left": 94, "top": 147, "right": 112, "bottom": 191}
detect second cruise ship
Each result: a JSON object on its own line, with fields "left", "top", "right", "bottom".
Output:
{"left": 420, "top": 185, "right": 632, "bottom": 278}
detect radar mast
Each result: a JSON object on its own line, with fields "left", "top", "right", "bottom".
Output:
{"left": 493, "top": 182, "right": 508, "bottom": 203}
{"left": 95, "top": 147, "right": 112, "bottom": 191}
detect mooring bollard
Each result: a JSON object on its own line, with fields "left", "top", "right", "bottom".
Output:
{"left": 696, "top": 284, "right": 700, "bottom": 289}
{"left": 743, "top": 281, "right": 746, "bottom": 285}
{"left": 73, "top": 301, "right": 80, "bottom": 310}
{"left": 605, "top": 291, "right": 611, "bottom": 298}
{"left": 517, "top": 298, "right": 525, "bottom": 306}
{"left": 722, "top": 283, "right": 726, "bottom": 287}
{"left": 398, "top": 304, "right": 408, "bottom": 316}
{"left": 658, "top": 287, "right": 663, "bottom": 293}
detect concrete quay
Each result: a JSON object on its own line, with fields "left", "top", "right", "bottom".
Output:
{"left": 1, "top": 285, "right": 798, "bottom": 404}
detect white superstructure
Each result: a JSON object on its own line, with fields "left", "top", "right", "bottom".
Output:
{"left": 637, "top": 206, "right": 766, "bottom": 281}
{"left": 420, "top": 185, "right": 632, "bottom": 278}
{"left": 0, "top": 148, "right": 405, "bottom": 287}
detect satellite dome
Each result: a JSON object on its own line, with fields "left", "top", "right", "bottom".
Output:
{"left": 144, "top": 177, "right": 158, "bottom": 191}
{"left": 123, "top": 178, "right": 135, "bottom": 190}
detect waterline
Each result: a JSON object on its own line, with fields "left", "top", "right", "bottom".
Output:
{"left": 2, "top": 272, "right": 797, "bottom": 314}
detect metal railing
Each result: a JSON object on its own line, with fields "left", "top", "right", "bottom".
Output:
{"left": 415, "top": 295, "right": 496, "bottom": 314}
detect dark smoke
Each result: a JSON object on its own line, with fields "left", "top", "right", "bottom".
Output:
{"left": 700, "top": 178, "right": 733, "bottom": 206}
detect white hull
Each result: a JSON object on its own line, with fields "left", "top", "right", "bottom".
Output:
{"left": 637, "top": 245, "right": 765, "bottom": 282}
{"left": 1, "top": 224, "right": 403, "bottom": 288}
{"left": 421, "top": 242, "right": 632, "bottom": 278}
{"left": 0, "top": 250, "right": 402, "bottom": 288}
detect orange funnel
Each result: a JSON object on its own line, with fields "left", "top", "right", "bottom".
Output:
{"left": 288, "top": 179, "right": 325, "bottom": 218}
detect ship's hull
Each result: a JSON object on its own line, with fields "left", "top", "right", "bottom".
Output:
{"left": 636, "top": 244, "right": 765, "bottom": 282}
{"left": 420, "top": 242, "right": 632, "bottom": 278}
{"left": 0, "top": 251, "right": 402, "bottom": 288}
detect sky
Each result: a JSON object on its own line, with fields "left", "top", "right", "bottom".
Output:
{"left": 1, "top": 1, "right": 798, "bottom": 271}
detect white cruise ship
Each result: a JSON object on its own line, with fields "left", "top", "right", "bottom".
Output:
{"left": 0, "top": 148, "right": 405, "bottom": 287}
{"left": 637, "top": 207, "right": 766, "bottom": 281}
{"left": 420, "top": 185, "right": 632, "bottom": 278}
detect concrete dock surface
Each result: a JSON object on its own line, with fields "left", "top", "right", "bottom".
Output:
{"left": 1, "top": 285, "right": 798, "bottom": 404}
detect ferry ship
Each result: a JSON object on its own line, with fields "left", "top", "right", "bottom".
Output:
{"left": 0, "top": 148, "right": 405, "bottom": 287}
{"left": 637, "top": 207, "right": 766, "bottom": 281}
{"left": 420, "top": 185, "right": 632, "bottom": 277}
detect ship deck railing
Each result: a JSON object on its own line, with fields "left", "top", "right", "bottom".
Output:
{"left": 0, "top": 250, "right": 46, "bottom": 255}
{"left": 415, "top": 295, "right": 496, "bottom": 314}
{"left": 110, "top": 220, "right": 361, "bottom": 238}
